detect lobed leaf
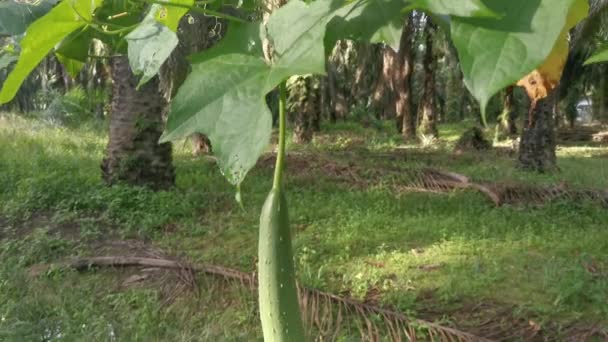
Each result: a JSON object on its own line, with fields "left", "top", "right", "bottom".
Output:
{"left": 163, "top": 0, "right": 408, "bottom": 186}
{"left": 326, "top": 0, "right": 498, "bottom": 52}
{"left": 161, "top": 22, "right": 274, "bottom": 185}
{"left": 516, "top": 1, "right": 589, "bottom": 103}
{"left": 450, "top": 0, "right": 589, "bottom": 117}
{"left": 161, "top": 0, "right": 502, "bottom": 187}
{"left": 126, "top": 1, "right": 193, "bottom": 88}
{"left": 267, "top": 0, "right": 346, "bottom": 76}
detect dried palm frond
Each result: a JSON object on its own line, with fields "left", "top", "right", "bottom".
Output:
{"left": 30, "top": 256, "right": 489, "bottom": 341}
{"left": 258, "top": 152, "right": 608, "bottom": 208}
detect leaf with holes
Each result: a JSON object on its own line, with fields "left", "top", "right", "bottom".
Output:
{"left": 126, "top": 7, "right": 179, "bottom": 88}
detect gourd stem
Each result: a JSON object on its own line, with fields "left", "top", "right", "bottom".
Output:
{"left": 273, "top": 82, "right": 287, "bottom": 190}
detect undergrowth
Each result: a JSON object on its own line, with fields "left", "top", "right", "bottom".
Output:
{"left": 1, "top": 113, "right": 607, "bottom": 340}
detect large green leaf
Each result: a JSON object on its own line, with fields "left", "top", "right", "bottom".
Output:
{"left": 268, "top": 0, "right": 407, "bottom": 72}
{"left": 0, "top": 0, "right": 100, "bottom": 104}
{"left": 125, "top": 1, "right": 192, "bottom": 88}
{"left": 325, "top": 0, "right": 498, "bottom": 52}
{"left": 405, "top": 0, "right": 496, "bottom": 18}
{"left": 126, "top": 6, "right": 179, "bottom": 88}
{"left": 325, "top": 0, "right": 407, "bottom": 51}
{"left": 163, "top": 0, "right": 539, "bottom": 187}
{"left": 161, "top": 22, "right": 275, "bottom": 185}
{"left": 585, "top": 47, "right": 608, "bottom": 65}
{"left": 162, "top": 0, "right": 367, "bottom": 186}
{"left": 267, "top": 0, "right": 345, "bottom": 77}
{"left": 167, "top": 0, "right": 490, "bottom": 187}
{"left": 0, "top": 0, "right": 57, "bottom": 36}
{"left": 52, "top": 26, "right": 93, "bottom": 78}
{"left": 450, "top": 0, "right": 588, "bottom": 115}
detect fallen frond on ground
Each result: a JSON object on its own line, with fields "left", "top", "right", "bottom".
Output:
{"left": 260, "top": 153, "right": 608, "bottom": 208}
{"left": 28, "top": 254, "right": 491, "bottom": 342}
{"left": 29, "top": 250, "right": 608, "bottom": 341}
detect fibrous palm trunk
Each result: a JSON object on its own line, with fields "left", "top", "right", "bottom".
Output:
{"left": 396, "top": 13, "right": 416, "bottom": 141}
{"left": 444, "top": 40, "right": 465, "bottom": 122}
{"left": 372, "top": 13, "right": 415, "bottom": 139}
{"left": 372, "top": 47, "right": 397, "bottom": 121}
{"left": 101, "top": 56, "right": 175, "bottom": 190}
{"left": 315, "top": 76, "right": 329, "bottom": 131}
{"left": 351, "top": 42, "right": 378, "bottom": 108}
{"left": 327, "top": 40, "right": 354, "bottom": 122}
{"left": 417, "top": 18, "right": 438, "bottom": 138}
{"left": 288, "top": 75, "right": 319, "bottom": 144}
{"left": 517, "top": 89, "right": 557, "bottom": 172}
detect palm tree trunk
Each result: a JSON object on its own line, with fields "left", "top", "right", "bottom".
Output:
{"left": 315, "top": 76, "right": 329, "bottom": 131}
{"left": 517, "top": 89, "right": 557, "bottom": 172}
{"left": 288, "top": 75, "right": 318, "bottom": 144}
{"left": 373, "top": 47, "right": 397, "bottom": 122}
{"left": 417, "top": 18, "right": 438, "bottom": 138}
{"left": 327, "top": 44, "right": 349, "bottom": 123}
{"left": 161, "top": 12, "right": 224, "bottom": 155}
{"left": 101, "top": 56, "right": 175, "bottom": 190}
{"left": 396, "top": 13, "right": 416, "bottom": 141}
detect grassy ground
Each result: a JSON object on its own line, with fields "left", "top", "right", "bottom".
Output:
{"left": 1, "top": 113, "right": 607, "bottom": 341}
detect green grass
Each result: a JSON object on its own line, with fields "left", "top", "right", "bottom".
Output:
{"left": 1, "top": 112, "right": 608, "bottom": 340}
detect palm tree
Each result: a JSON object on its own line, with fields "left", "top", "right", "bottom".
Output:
{"left": 518, "top": 0, "right": 607, "bottom": 171}
{"left": 417, "top": 15, "right": 438, "bottom": 139}
{"left": 101, "top": 55, "right": 175, "bottom": 190}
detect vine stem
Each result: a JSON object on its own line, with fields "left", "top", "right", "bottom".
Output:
{"left": 273, "top": 82, "right": 287, "bottom": 190}
{"left": 130, "top": 0, "right": 247, "bottom": 23}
